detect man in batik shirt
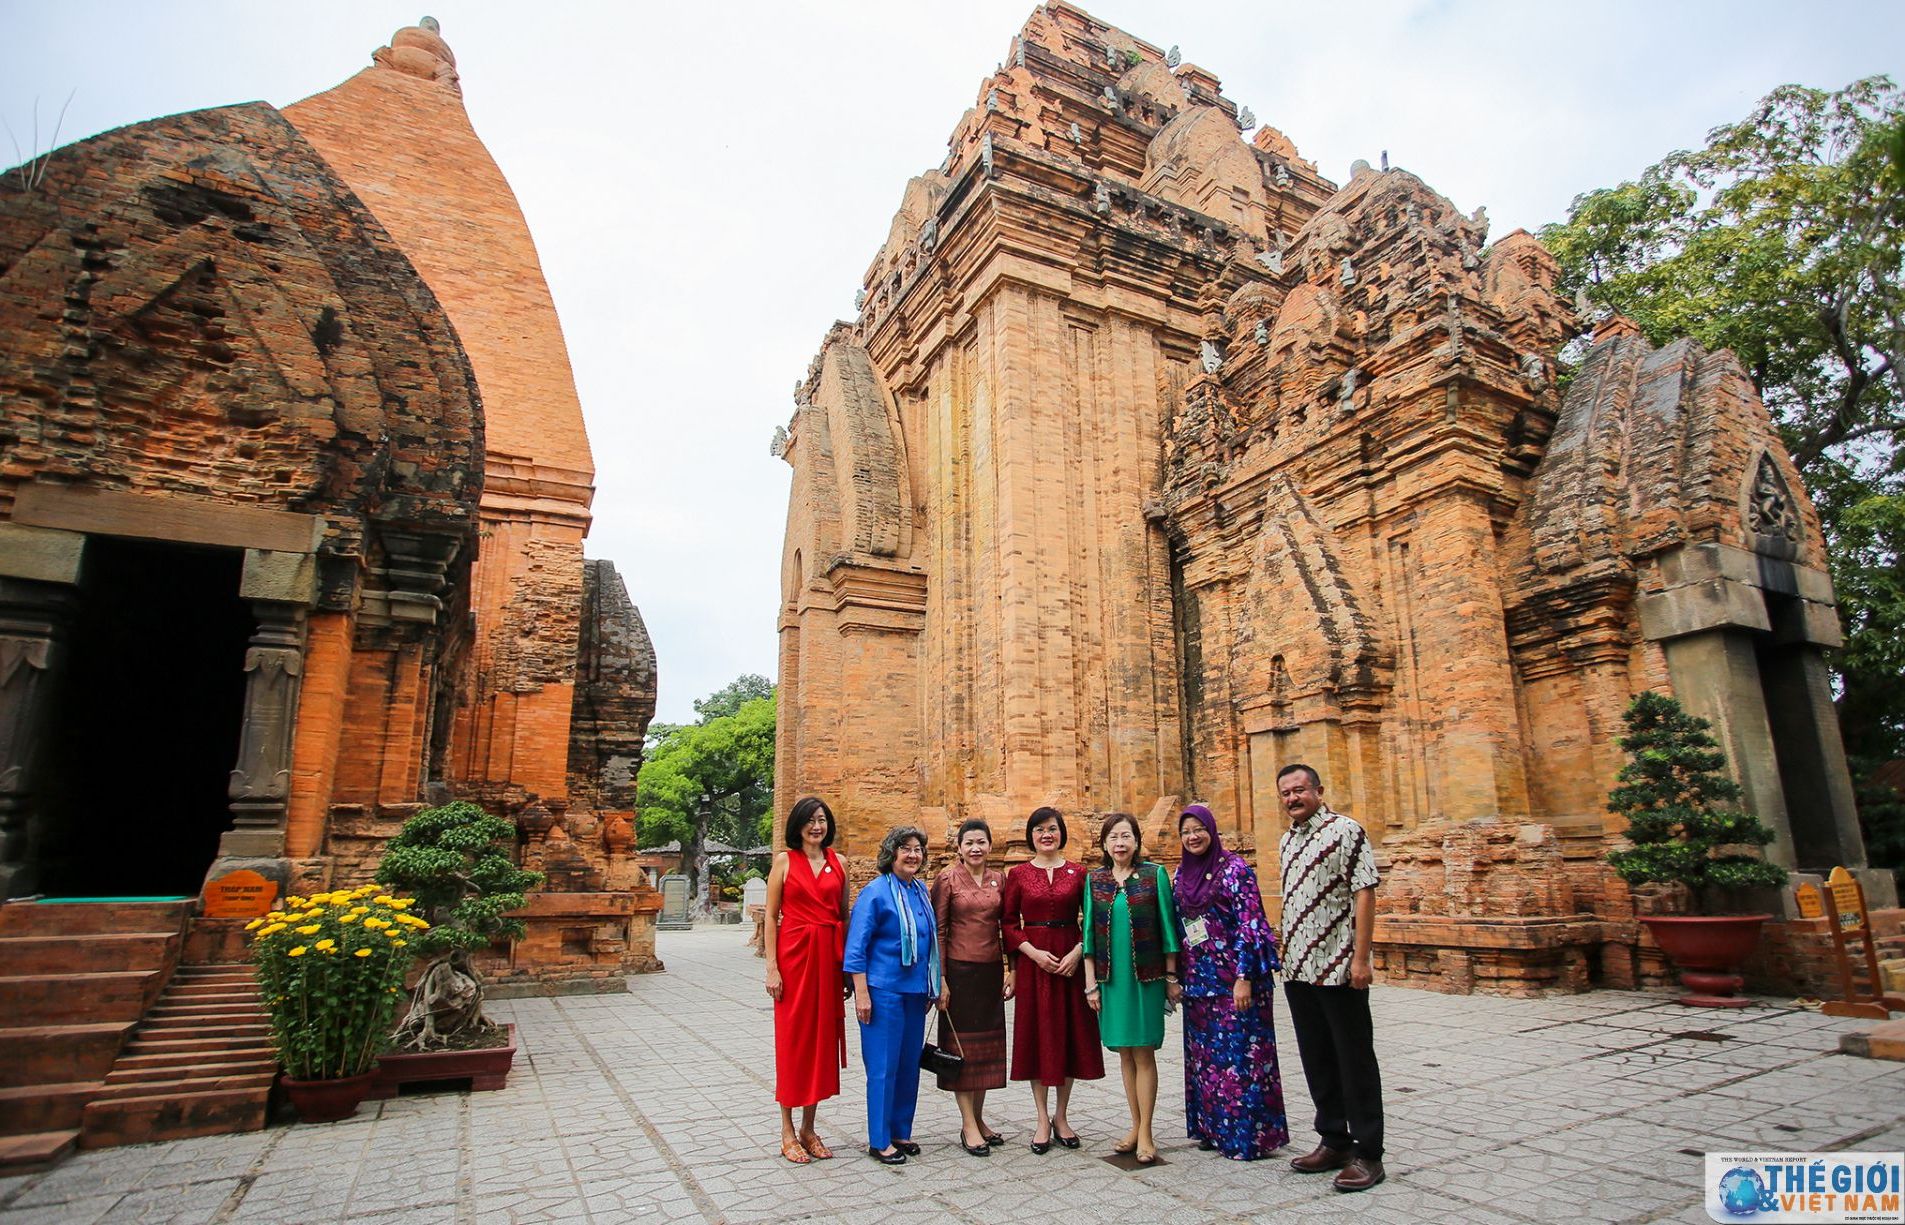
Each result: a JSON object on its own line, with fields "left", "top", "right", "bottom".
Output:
{"left": 1276, "top": 763, "right": 1385, "bottom": 1192}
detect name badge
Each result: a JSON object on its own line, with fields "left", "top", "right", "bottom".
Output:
{"left": 1183, "top": 917, "right": 1211, "bottom": 947}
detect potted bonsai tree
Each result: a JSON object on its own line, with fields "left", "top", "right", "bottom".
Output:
{"left": 372, "top": 801, "right": 543, "bottom": 1091}
{"left": 248, "top": 885, "right": 423, "bottom": 1121}
{"left": 1605, "top": 691, "right": 1788, "bottom": 1007}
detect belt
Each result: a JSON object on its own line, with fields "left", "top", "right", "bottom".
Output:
{"left": 1021, "top": 920, "right": 1075, "bottom": 928}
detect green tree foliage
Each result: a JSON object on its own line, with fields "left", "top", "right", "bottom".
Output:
{"left": 1605, "top": 692, "right": 1787, "bottom": 901}
{"left": 1541, "top": 76, "right": 1905, "bottom": 767}
{"left": 692, "top": 673, "right": 775, "bottom": 723}
{"left": 638, "top": 681, "right": 776, "bottom": 910}
{"left": 1852, "top": 765, "right": 1905, "bottom": 889}
{"left": 375, "top": 801, "right": 543, "bottom": 1048}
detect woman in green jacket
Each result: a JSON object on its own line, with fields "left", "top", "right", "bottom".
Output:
{"left": 1082, "top": 812, "right": 1181, "bottom": 1165}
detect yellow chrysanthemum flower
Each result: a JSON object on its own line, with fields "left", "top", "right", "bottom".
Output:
{"left": 314, "top": 938, "right": 335, "bottom": 951}
{"left": 284, "top": 896, "right": 306, "bottom": 908}
{"left": 295, "top": 924, "right": 320, "bottom": 935}
{"left": 354, "top": 948, "right": 372, "bottom": 958}
{"left": 339, "top": 915, "right": 359, "bottom": 925}
{"left": 374, "top": 896, "right": 394, "bottom": 906}
{"left": 244, "top": 918, "right": 264, "bottom": 931}
{"left": 388, "top": 899, "right": 413, "bottom": 910}
{"left": 392, "top": 939, "right": 407, "bottom": 948}
{"left": 259, "top": 923, "right": 286, "bottom": 936}
{"left": 288, "top": 946, "right": 307, "bottom": 957}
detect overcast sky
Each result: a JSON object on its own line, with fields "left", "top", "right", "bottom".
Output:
{"left": 5, "top": 1, "right": 1901, "bottom": 723}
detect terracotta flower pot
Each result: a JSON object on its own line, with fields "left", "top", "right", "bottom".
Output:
{"left": 1640, "top": 915, "right": 1771, "bottom": 1008}
{"left": 280, "top": 1067, "right": 378, "bottom": 1123}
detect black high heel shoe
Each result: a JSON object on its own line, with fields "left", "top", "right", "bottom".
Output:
{"left": 1030, "top": 1127, "right": 1053, "bottom": 1155}
{"left": 961, "top": 1133, "right": 992, "bottom": 1157}
{"left": 1054, "top": 1129, "right": 1080, "bottom": 1149}
{"left": 894, "top": 1140, "right": 921, "bottom": 1157}
{"left": 869, "top": 1146, "right": 906, "bottom": 1165}
{"left": 983, "top": 1130, "right": 1004, "bottom": 1147}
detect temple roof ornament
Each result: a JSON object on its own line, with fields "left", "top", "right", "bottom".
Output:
{"left": 371, "top": 16, "right": 460, "bottom": 96}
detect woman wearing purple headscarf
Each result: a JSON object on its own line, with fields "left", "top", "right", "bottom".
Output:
{"left": 1173, "top": 803, "right": 1288, "bottom": 1160}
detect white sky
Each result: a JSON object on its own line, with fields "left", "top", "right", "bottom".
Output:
{"left": 5, "top": 1, "right": 1901, "bottom": 723}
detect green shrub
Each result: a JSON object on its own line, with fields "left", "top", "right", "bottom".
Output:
{"left": 1605, "top": 691, "right": 1787, "bottom": 902}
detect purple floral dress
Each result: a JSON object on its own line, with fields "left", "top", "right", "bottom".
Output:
{"left": 1175, "top": 854, "right": 1288, "bottom": 1160}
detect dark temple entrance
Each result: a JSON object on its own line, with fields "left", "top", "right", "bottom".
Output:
{"left": 38, "top": 537, "right": 251, "bottom": 897}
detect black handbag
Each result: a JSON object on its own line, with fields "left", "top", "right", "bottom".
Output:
{"left": 921, "top": 1018, "right": 965, "bottom": 1080}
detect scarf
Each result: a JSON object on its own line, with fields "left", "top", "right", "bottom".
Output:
{"left": 887, "top": 873, "right": 940, "bottom": 994}
{"left": 1173, "top": 803, "right": 1236, "bottom": 915}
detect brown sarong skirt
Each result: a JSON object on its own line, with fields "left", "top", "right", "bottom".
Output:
{"left": 937, "top": 959, "right": 1007, "bottom": 1091}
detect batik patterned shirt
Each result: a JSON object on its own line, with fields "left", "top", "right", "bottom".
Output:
{"left": 1277, "top": 807, "right": 1379, "bottom": 986}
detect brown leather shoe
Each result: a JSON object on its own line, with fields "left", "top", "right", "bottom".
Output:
{"left": 1290, "top": 1143, "right": 1351, "bottom": 1173}
{"left": 1332, "top": 1156, "right": 1385, "bottom": 1192}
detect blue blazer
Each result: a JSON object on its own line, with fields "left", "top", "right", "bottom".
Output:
{"left": 844, "top": 874, "right": 938, "bottom": 994}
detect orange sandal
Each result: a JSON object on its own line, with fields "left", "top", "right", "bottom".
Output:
{"left": 781, "top": 1137, "right": 812, "bottom": 1164}
{"left": 800, "top": 1132, "right": 834, "bottom": 1160}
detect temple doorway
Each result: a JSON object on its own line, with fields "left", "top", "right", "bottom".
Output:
{"left": 37, "top": 537, "right": 251, "bottom": 897}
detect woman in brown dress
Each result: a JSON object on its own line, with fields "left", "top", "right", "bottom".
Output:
{"left": 1002, "top": 806, "right": 1103, "bottom": 1153}
{"left": 931, "top": 818, "right": 1013, "bottom": 1156}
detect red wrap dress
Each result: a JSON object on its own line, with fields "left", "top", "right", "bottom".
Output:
{"left": 774, "top": 847, "right": 848, "bottom": 1108}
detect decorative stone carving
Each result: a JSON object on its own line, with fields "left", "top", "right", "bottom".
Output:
{"left": 1200, "top": 339, "right": 1223, "bottom": 374}
{"left": 1237, "top": 106, "right": 1255, "bottom": 129}
{"left": 226, "top": 601, "right": 306, "bottom": 851}
{"left": 1165, "top": 45, "right": 1181, "bottom": 68}
{"left": 0, "top": 579, "right": 75, "bottom": 899}
{"left": 1747, "top": 452, "right": 1802, "bottom": 544}
{"left": 770, "top": 425, "right": 791, "bottom": 458}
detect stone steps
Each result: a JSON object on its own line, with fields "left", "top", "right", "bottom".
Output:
{"left": 0, "top": 902, "right": 275, "bottom": 1166}
{"left": 0, "top": 932, "right": 182, "bottom": 976}
{"left": 0, "top": 1129, "right": 78, "bottom": 1174}
{"left": 81, "top": 963, "right": 275, "bottom": 1150}
{"left": 0, "top": 970, "right": 160, "bottom": 1025}
{"left": 0, "top": 900, "right": 193, "bottom": 937}
{"left": 0, "top": 1022, "right": 136, "bottom": 1087}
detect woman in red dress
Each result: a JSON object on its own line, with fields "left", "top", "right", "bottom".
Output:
{"left": 765, "top": 795, "right": 850, "bottom": 1163}
{"left": 1002, "top": 806, "right": 1104, "bottom": 1153}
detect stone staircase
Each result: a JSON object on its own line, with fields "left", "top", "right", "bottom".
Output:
{"left": 0, "top": 901, "right": 274, "bottom": 1170}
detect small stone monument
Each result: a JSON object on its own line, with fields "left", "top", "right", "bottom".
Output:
{"left": 658, "top": 873, "right": 694, "bottom": 930}
{"left": 743, "top": 877, "right": 767, "bottom": 910}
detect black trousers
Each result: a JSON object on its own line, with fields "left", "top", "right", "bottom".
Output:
{"left": 1283, "top": 980, "right": 1384, "bottom": 1160}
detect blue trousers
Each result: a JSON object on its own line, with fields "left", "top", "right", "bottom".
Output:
{"left": 860, "top": 987, "right": 928, "bottom": 1150}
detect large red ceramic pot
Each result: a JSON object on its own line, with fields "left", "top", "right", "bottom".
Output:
{"left": 280, "top": 1067, "right": 378, "bottom": 1123}
{"left": 1640, "top": 915, "right": 1771, "bottom": 1008}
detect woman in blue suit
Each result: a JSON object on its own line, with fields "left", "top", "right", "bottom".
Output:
{"left": 845, "top": 825, "right": 939, "bottom": 1164}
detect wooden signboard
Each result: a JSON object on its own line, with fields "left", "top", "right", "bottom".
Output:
{"left": 201, "top": 869, "right": 278, "bottom": 919}
{"left": 1816, "top": 867, "right": 1905, "bottom": 1019}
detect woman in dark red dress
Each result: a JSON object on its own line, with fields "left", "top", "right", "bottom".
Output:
{"left": 1002, "top": 806, "right": 1104, "bottom": 1153}
{"left": 765, "top": 796, "right": 849, "bottom": 1163}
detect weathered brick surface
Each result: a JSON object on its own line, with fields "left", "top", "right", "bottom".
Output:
{"left": 776, "top": 2, "right": 1872, "bottom": 994}
{"left": 2, "top": 20, "right": 659, "bottom": 993}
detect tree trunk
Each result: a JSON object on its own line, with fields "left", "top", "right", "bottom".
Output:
{"left": 687, "top": 810, "right": 710, "bottom": 919}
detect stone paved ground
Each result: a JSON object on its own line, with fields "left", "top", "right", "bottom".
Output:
{"left": 5, "top": 927, "right": 1903, "bottom": 1224}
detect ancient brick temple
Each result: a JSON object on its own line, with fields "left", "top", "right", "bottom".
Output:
{"left": 776, "top": 2, "right": 1896, "bottom": 995}
{"left": 0, "top": 20, "right": 660, "bottom": 989}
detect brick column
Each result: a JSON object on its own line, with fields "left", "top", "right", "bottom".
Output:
{"left": 0, "top": 525, "right": 85, "bottom": 899}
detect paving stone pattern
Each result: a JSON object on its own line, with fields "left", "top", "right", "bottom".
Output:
{"left": 4, "top": 928, "right": 1902, "bottom": 1224}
